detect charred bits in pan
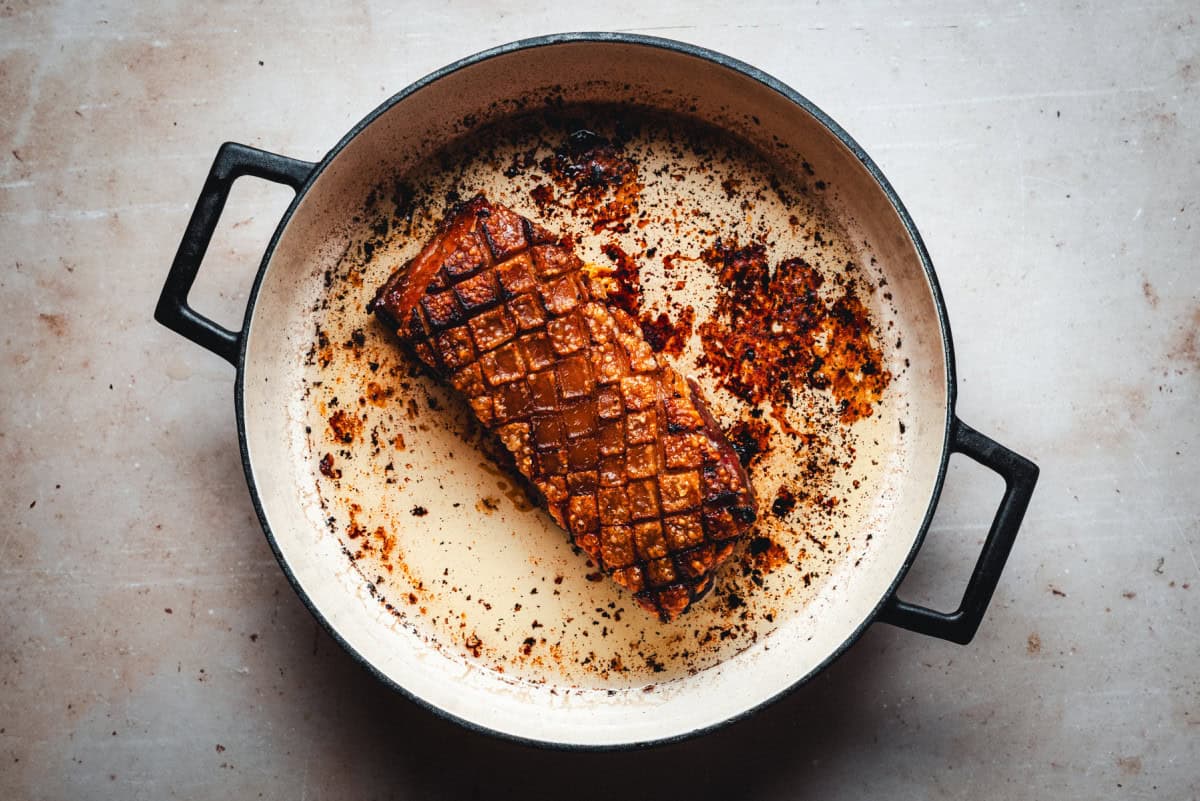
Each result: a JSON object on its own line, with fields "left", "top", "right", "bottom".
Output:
{"left": 697, "top": 242, "right": 891, "bottom": 426}
{"left": 544, "top": 129, "right": 642, "bottom": 232}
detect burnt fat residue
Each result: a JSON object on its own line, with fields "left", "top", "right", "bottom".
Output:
{"left": 770, "top": 486, "right": 797, "bottom": 519}
{"left": 544, "top": 128, "right": 642, "bottom": 232}
{"left": 318, "top": 453, "right": 340, "bottom": 479}
{"left": 697, "top": 243, "right": 891, "bottom": 425}
{"left": 727, "top": 418, "right": 773, "bottom": 469}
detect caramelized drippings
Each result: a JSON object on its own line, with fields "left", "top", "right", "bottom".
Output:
{"left": 697, "top": 241, "right": 890, "bottom": 423}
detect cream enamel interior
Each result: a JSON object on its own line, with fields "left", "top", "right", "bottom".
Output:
{"left": 239, "top": 40, "right": 950, "bottom": 746}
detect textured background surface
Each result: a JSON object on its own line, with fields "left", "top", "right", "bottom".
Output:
{"left": 2, "top": 1, "right": 1197, "bottom": 798}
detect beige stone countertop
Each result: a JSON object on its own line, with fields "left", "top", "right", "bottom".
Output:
{"left": 2, "top": 2, "right": 1197, "bottom": 798}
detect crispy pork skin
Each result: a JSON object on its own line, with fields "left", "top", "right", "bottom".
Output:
{"left": 370, "top": 197, "right": 756, "bottom": 620}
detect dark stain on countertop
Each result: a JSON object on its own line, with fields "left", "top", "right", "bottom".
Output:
{"left": 1165, "top": 304, "right": 1200, "bottom": 372}
{"left": 38, "top": 312, "right": 67, "bottom": 337}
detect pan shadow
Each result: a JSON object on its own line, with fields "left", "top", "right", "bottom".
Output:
{"left": 268, "top": 585, "right": 909, "bottom": 800}
{"left": 210, "top": 376, "right": 1007, "bottom": 797}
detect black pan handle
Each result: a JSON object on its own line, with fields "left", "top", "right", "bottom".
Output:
{"left": 877, "top": 418, "right": 1039, "bottom": 644}
{"left": 154, "top": 142, "right": 316, "bottom": 365}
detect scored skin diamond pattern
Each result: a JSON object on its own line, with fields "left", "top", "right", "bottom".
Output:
{"left": 370, "top": 197, "right": 756, "bottom": 621}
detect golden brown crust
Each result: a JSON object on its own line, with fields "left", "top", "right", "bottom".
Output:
{"left": 371, "top": 196, "right": 756, "bottom": 620}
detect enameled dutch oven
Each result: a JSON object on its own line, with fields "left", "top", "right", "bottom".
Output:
{"left": 155, "top": 33, "right": 1039, "bottom": 749}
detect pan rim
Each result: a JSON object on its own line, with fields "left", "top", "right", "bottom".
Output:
{"left": 233, "top": 31, "right": 958, "bottom": 751}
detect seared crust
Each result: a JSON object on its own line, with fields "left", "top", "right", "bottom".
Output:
{"left": 370, "top": 196, "right": 756, "bottom": 620}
